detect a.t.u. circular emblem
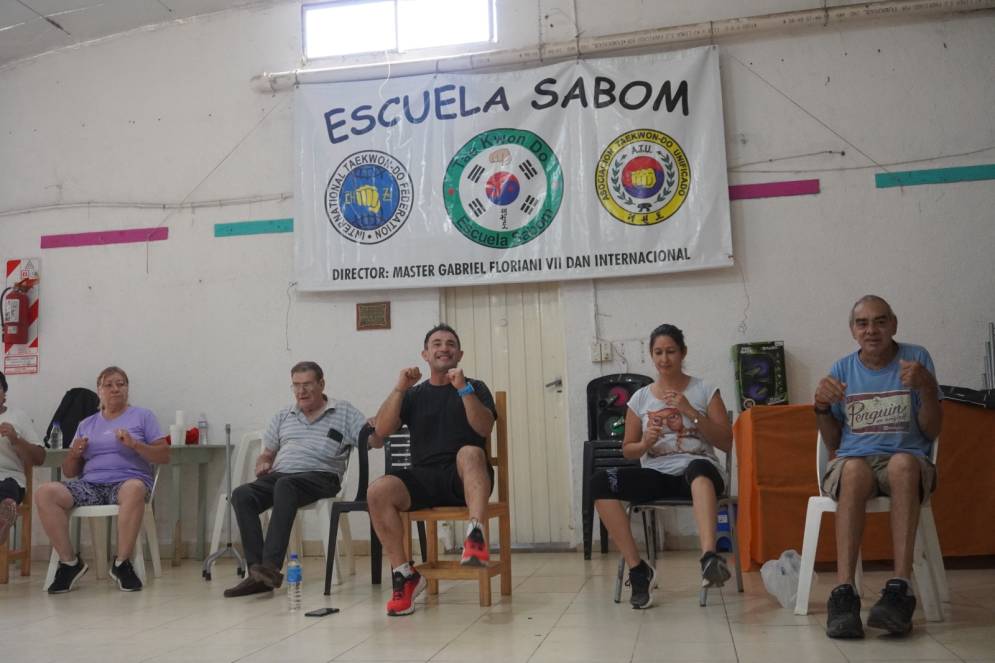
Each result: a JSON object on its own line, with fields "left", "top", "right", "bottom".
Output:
{"left": 443, "top": 129, "right": 563, "bottom": 249}
{"left": 325, "top": 151, "right": 413, "bottom": 244}
{"left": 595, "top": 129, "right": 691, "bottom": 226}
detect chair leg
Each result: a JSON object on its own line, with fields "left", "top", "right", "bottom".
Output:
{"left": 426, "top": 520, "right": 439, "bottom": 596}
{"left": 44, "top": 548, "right": 60, "bottom": 591}
{"left": 371, "top": 524, "right": 383, "bottom": 585}
{"left": 919, "top": 506, "right": 949, "bottom": 602}
{"left": 132, "top": 539, "right": 147, "bottom": 583}
{"left": 144, "top": 506, "right": 162, "bottom": 578}
{"left": 794, "top": 498, "right": 824, "bottom": 615}
{"left": 417, "top": 522, "right": 428, "bottom": 562}
{"left": 0, "top": 541, "right": 9, "bottom": 584}
{"left": 401, "top": 514, "right": 412, "bottom": 561}
{"left": 339, "top": 514, "right": 355, "bottom": 576}
{"left": 727, "top": 503, "right": 744, "bottom": 593}
{"left": 499, "top": 511, "right": 512, "bottom": 596}
{"left": 912, "top": 524, "right": 943, "bottom": 622}
{"left": 20, "top": 506, "right": 32, "bottom": 577}
{"left": 324, "top": 507, "right": 341, "bottom": 595}
{"left": 91, "top": 518, "right": 109, "bottom": 579}
{"left": 613, "top": 553, "right": 626, "bottom": 604}
{"left": 478, "top": 519, "right": 491, "bottom": 607}
{"left": 855, "top": 551, "right": 864, "bottom": 597}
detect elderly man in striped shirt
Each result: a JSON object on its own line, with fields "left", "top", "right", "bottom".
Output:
{"left": 224, "top": 361, "right": 375, "bottom": 597}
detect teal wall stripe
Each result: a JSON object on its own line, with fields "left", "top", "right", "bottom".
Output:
{"left": 214, "top": 218, "right": 294, "bottom": 237}
{"left": 875, "top": 164, "right": 995, "bottom": 188}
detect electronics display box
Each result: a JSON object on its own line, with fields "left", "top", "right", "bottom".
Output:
{"left": 733, "top": 341, "right": 788, "bottom": 410}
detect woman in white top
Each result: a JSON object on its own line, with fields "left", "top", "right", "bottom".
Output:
{"left": 592, "top": 324, "right": 733, "bottom": 608}
{"left": 0, "top": 370, "right": 45, "bottom": 544}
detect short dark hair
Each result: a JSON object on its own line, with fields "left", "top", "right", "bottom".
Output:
{"left": 649, "top": 323, "right": 687, "bottom": 352}
{"left": 849, "top": 295, "right": 895, "bottom": 326}
{"left": 424, "top": 323, "right": 461, "bottom": 349}
{"left": 0, "top": 371, "right": 7, "bottom": 393}
{"left": 291, "top": 361, "right": 324, "bottom": 381}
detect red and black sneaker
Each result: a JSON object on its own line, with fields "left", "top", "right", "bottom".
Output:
{"left": 386, "top": 568, "right": 426, "bottom": 616}
{"left": 460, "top": 527, "right": 489, "bottom": 567}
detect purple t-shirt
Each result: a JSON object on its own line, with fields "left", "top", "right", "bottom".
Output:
{"left": 74, "top": 406, "right": 164, "bottom": 488}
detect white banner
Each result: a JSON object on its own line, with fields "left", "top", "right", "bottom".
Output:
{"left": 295, "top": 46, "right": 731, "bottom": 291}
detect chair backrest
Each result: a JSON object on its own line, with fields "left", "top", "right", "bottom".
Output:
{"left": 815, "top": 431, "right": 940, "bottom": 496}
{"left": 350, "top": 424, "right": 373, "bottom": 502}
{"left": 45, "top": 387, "right": 99, "bottom": 447}
{"left": 383, "top": 391, "right": 509, "bottom": 503}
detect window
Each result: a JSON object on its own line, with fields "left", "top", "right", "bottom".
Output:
{"left": 303, "top": 0, "right": 495, "bottom": 60}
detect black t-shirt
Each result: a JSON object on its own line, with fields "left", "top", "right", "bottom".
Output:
{"left": 399, "top": 378, "right": 497, "bottom": 467}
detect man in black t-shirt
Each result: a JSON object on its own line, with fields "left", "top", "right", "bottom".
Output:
{"left": 369, "top": 323, "right": 497, "bottom": 616}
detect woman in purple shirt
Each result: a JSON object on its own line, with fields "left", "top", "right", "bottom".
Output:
{"left": 35, "top": 366, "right": 169, "bottom": 593}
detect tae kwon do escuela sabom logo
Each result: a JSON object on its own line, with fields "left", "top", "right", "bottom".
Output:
{"left": 443, "top": 129, "right": 563, "bottom": 249}
{"left": 595, "top": 129, "right": 690, "bottom": 226}
{"left": 325, "top": 151, "right": 413, "bottom": 244}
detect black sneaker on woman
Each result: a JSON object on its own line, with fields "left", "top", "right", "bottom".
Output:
{"left": 47, "top": 558, "right": 89, "bottom": 594}
{"left": 109, "top": 559, "right": 143, "bottom": 592}
{"left": 626, "top": 560, "right": 656, "bottom": 609}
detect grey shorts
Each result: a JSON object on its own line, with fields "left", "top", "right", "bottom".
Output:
{"left": 64, "top": 479, "right": 150, "bottom": 506}
{"left": 821, "top": 453, "right": 937, "bottom": 503}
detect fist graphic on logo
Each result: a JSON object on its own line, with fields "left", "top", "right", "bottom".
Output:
{"left": 630, "top": 168, "right": 657, "bottom": 189}
{"left": 355, "top": 184, "right": 381, "bottom": 214}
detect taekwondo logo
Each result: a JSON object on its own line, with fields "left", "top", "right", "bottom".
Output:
{"left": 443, "top": 129, "right": 563, "bottom": 249}
{"left": 595, "top": 129, "right": 690, "bottom": 226}
{"left": 325, "top": 151, "right": 413, "bottom": 244}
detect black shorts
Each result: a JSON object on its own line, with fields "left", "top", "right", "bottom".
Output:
{"left": 590, "top": 460, "right": 725, "bottom": 503}
{"left": 392, "top": 462, "right": 495, "bottom": 511}
{"left": 0, "top": 477, "right": 25, "bottom": 504}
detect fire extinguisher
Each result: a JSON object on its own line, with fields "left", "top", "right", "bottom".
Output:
{"left": 2, "top": 277, "right": 37, "bottom": 345}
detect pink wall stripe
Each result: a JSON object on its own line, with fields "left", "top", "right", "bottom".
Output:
{"left": 728, "top": 178, "right": 820, "bottom": 200}
{"left": 40, "top": 227, "right": 169, "bottom": 249}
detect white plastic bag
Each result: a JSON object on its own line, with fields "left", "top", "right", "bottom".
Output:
{"left": 761, "top": 549, "right": 809, "bottom": 608}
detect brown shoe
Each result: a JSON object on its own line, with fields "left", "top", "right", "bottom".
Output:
{"left": 249, "top": 562, "right": 284, "bottom": 589}
{"left": 223, "top": 576, "right": 272, "bottom": 598}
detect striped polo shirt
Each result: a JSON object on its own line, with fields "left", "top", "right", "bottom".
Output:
{"left": 263, "top": 398, "right": 367, "bottom": 478}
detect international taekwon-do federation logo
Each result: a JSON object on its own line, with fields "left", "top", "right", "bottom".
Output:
{"left": 443, "top": 129, "right": 563, "bottom": 249}
{"left": 595, "top": 129, "right": 690, "bottom": 226}
{"left": 325, "top": 151, "right": 412, "bottom": 244}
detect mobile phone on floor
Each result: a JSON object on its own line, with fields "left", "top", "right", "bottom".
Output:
{"left": 305, "top": 607, "right": 340, "bottom": 617}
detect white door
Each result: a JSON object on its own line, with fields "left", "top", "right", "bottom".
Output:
{"left": 442, "top": 283, "right": 571, "bottom": 546}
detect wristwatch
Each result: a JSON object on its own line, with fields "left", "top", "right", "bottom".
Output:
{"left": 457, "top": 382, "right": 475, "bottom": 397}
{"left": 814, "top": 405, "right": 832, "bottom": 415}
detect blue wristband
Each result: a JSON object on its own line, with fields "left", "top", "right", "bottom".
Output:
{"left": 457, "top": 383, "right": 475, "bottom": 397}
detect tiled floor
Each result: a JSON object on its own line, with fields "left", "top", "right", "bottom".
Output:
{"left": 1, "top": 551, "right": 993, "bottom": 662}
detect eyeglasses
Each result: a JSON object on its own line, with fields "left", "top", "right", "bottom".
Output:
{"left": 291, "top": 381, "right": 319, "bottom": 392}
{"left": 100, "top": 381, "right": 128, "bottom": 389}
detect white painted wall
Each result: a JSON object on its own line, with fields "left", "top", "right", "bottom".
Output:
{"left": 2, "top": 1, "right": 993, "bottom": 556}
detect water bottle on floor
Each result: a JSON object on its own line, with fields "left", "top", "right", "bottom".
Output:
{"left": 287, "top": 553, "right": 303, "bottom": 611}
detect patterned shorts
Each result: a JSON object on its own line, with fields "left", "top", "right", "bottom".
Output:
{"left": 63, "top": 479, "right": 150, "bottom": 506}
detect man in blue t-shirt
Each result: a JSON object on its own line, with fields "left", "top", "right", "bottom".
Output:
{"left": 814, "top": 295, "right": 942, "bottom": 639}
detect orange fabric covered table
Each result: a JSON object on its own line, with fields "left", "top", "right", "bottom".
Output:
{"left": 734, "top": 401, "right": 995, "bottom": 571}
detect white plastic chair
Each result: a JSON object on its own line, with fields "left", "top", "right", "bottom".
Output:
{"left": 794, "top": 433, "right": 948, "bottom": 620}
{"left": 207, "top": 432, "right": 354, "bottom": 584}
{"left": 44, "top": 468, "right": 162, "bottom": 589}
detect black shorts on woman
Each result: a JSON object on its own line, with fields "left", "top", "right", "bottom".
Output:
{"left": 591, "top": 459, "right": 725, "bottom": 503}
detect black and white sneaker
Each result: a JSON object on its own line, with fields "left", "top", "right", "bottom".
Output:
{"left": 867, "top": 579, "right": 916, "bottom": 635}
{"left": 626, "top": 560, "right": 656, "bottom": 609}
{"left": 47, "top": 558, "right": 89, "bottom": 594}
{"left": 109, "top": 559, "right": 143, "bottom": 592}
{"left": 701, "top": 551, "right": 732, "bottom": 588}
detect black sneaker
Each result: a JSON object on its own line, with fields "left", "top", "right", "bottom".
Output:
{"left": 47, "top": 558, "right": 89, "bottom": 594}
{"left": 826, "top": 583, "right": 864, "bottom": 639}
{"left": 701, "top": 551, "right": 732, "bottom": 588}
{"left": 867, "top": 579, "right": 916, "bottom": 635}
{"left": 626, "top": 560, "right": 656, "bottom": 609}
{"left": 109, "top": 559, "right": 143, "bottom": 592}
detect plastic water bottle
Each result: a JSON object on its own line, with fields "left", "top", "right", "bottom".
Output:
{"left": 197, "top": 414, "right": 209, "bottom": 445}
{"left": 287, "top": 553, "right": 302, "bottom": 611}
{"left": 50, "top": 422, "right": 63, "bottom": 449}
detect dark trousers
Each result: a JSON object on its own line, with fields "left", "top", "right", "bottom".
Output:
{"left": 231, "top": 471, "right": 340, "bottom": 567}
